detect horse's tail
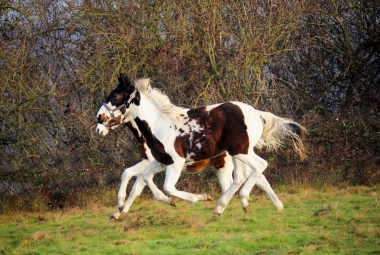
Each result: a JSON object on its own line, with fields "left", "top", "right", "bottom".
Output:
{"left": 256, "top": 111, "right": 307, "bottom": 160}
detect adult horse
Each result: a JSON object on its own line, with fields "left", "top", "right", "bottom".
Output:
{"left": 96, "top": 74, "right": 306, "bottom": 217}
{"left": 96, "top": 86, "right": 283, "bottom": 219}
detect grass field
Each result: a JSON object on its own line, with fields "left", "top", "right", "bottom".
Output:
{"left": 1, "top": 185, "right": 379, "bottom": 254}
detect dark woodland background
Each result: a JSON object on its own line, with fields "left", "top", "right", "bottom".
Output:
{"left": 1, "top": 0, "right": 379, "bottom": 210}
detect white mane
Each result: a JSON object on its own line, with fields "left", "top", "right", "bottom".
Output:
{"left": 134, "top": 78, "right": 185, "bottom": 124}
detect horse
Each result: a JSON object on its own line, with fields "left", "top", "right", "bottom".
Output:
{"left": 100, "top": 115, "right": 233, "bottom": 219}
{"left": 96, "top": 74, "right": 306, "bottom": 217}
{"left": 96, "top": 91, "right": 284, "bottom": 220}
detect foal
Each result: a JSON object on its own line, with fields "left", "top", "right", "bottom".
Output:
{"left": 97, "top": 74, "right": 305, "bottom": 217}
{"left": 97, "top": 102, "right": 283, "bottom": 220}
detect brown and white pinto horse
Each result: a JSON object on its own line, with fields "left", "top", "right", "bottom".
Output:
{"left": 96, "top": 74, "right": 306, "bottom": 217}
{"left": 97, "top": 89, "right": 284, "bottom": 219}
{"left": 98, "top": 115, "right": 283, "bottom": 220}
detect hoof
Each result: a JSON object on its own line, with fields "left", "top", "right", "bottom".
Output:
{"left": 170, "top": 197, "right": 176, "bottom": 207}
{"left": 110, "top": 215, "right": 119, "bottom": 220}
{"left": 119, "top": 206, "right": 124, "bottom": 213}
{"left": 111, "top": 211, "right": 121, "bottom": 220}
{"left": 243, "top": 205, "right": 250, "bottom": 213}
{"left": 212, "top": 212, "right": 221, "bottom": 218}
{"left": 205, "top": 193, "right": 213, "bottom": 201}
{"left": 276, "top": 203, "right": 284, "bottom": 212}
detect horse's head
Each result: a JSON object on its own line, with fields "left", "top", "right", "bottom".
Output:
{"left": 96, "top": 73, "right": 140, "bottom": 136}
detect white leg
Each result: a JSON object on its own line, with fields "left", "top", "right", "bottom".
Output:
{"left": 142, "top": 160, "right": 174, "bottom": 205}
{"left": 116, "top": 160, "right": 150, "bottom": 213}
{"left": 237, "top": 153, "right": 268, "bottom": 212}
{"left": 219, "top": 154, "right": 282, "bottom": 212}
{"left": 111, "top": 175, "right": 147, "bottom": 219}
{"left": 255, "top": 174, "right": 283, "bottom": 211}
{"left": 215, "top": 156, "right": 234, "bottom": 193}
{"left": 163, "top": 159, "right": 212, "bottom": 203}
{"left": 239, "top": 173, "right": 283, "bottom": 212}
{"left": 213, "top": 157, "right": 249, "bottom": 217}
{"left": 121, "top": 175, "right": 146, "bottom": 212}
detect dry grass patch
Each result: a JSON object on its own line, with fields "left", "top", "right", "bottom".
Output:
{"left": 31, "top": 231, "right": 49, "bottom": 241}
{"left": 353, "top": 225, "right": 380, "bottom": 239}
{"left": 66, "top": 235, "right": 77, "bottom": 241}
{"left": 303, "top": 244, "right": 319, "bottom": 253}
{"left": 86, "top": 220, "right": 97, "bottom": 226}
{"left": 83, "top": 229, "right": 97, "bottom": 236}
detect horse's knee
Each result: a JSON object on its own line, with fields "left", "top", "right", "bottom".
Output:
{"left": 121, "top": 170, "right": 131, "bottom": 181}
{"left": 256, "top": 157, "right": 268, "bottom": 173}
{"left": 142, "top": 173, "right": 150, "bottom": 184}
{"left": 261, "top": 160, "right": 268, "bottom": 171}
{"left": 261, "top": 159, "right": 268, "bottom": 171}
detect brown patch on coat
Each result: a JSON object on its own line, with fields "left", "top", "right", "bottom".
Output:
{"left": 210, "top": 152, "right": 227, "bottom": 169}
{"left": 97, "top": 113, "right": 108, "bottom": 123}
{"left": 185, "top": 159, "right": 210, "bottom": 172}
{"left": 174, "top": 103, "right": 249, "bottom": 161}
{"left": 213, "top": 103, "right": 249, "bottom": 156}
{"left": 174, "top": 134, "right": 190, "bottom": 158}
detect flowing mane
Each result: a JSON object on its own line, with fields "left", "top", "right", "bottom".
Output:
{"left": 134, "top": 78, "right": 185, "bottom": 125}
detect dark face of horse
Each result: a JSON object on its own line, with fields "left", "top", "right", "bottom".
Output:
{"left": 96, "top": 74, "right": 140, "bottom": 136}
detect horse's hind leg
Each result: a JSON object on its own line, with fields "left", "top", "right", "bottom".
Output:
{"left": 255, "top": 174, "right": 283, "bottom": 211}
{"left": 238, "top": 158, "right": 283, "bottom": 212}
{"left": 215, "top": 155, "right": 234, "bottom": 193}
{"left": 232, "top": 153, "right": 272, "bottom": 213}
{"left": 213, "top": 157, "right": 249, "bottom": 217}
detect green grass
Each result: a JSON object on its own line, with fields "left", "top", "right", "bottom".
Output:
{"left": 1, "top": 185, "right": 379, "bottom": 254}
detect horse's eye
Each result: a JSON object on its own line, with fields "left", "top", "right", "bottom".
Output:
{"left": 112, "top": 94, "right": 117, "bottom": 99}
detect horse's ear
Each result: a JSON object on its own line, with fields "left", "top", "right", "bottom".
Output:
{"left": 118, "top": 73, "right": 132, "bottom": 89}
{"left": 118, "top": 73, "right": 124, "bottom": 85}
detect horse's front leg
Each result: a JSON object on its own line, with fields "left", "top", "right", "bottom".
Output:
{"left": 111, "top": 175, "right": 147, "bottom": 220}
{"left": 121, "top": 175, "right": 147, "bottom": 211}
{"left": 111, "top": 159, "right": 150, "bottom": 219}
{"left": 142, "top": 160, "right": 174, "bottom": 206}
{"left": 117, "top": 160, "right": 149, "bottom": 211}
{"left": 163, "top": 159, "right": 212, "bottom": 203}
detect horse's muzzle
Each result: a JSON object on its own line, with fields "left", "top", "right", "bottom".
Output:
{"left": 96, "top": 124, "right": 109, "bottom": 136}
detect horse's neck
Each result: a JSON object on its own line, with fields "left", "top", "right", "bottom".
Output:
{"left": 125, "top": 118, "right": 155, "bottom": 161}
{"left": 129, "top": 93, "right": 184, "bottom": 144}
{"left": 130, "top": 95, "right": 160, "bottom": 123}
{"left": 129, "top": 94, "right": 167, "bottom": 133}
{"left": 124, "top": 119, "right": 143, "bottom": 142}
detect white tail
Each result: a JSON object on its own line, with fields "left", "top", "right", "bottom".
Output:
{"left": 256, "top": 111, "right": 307, "bottom": 160}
